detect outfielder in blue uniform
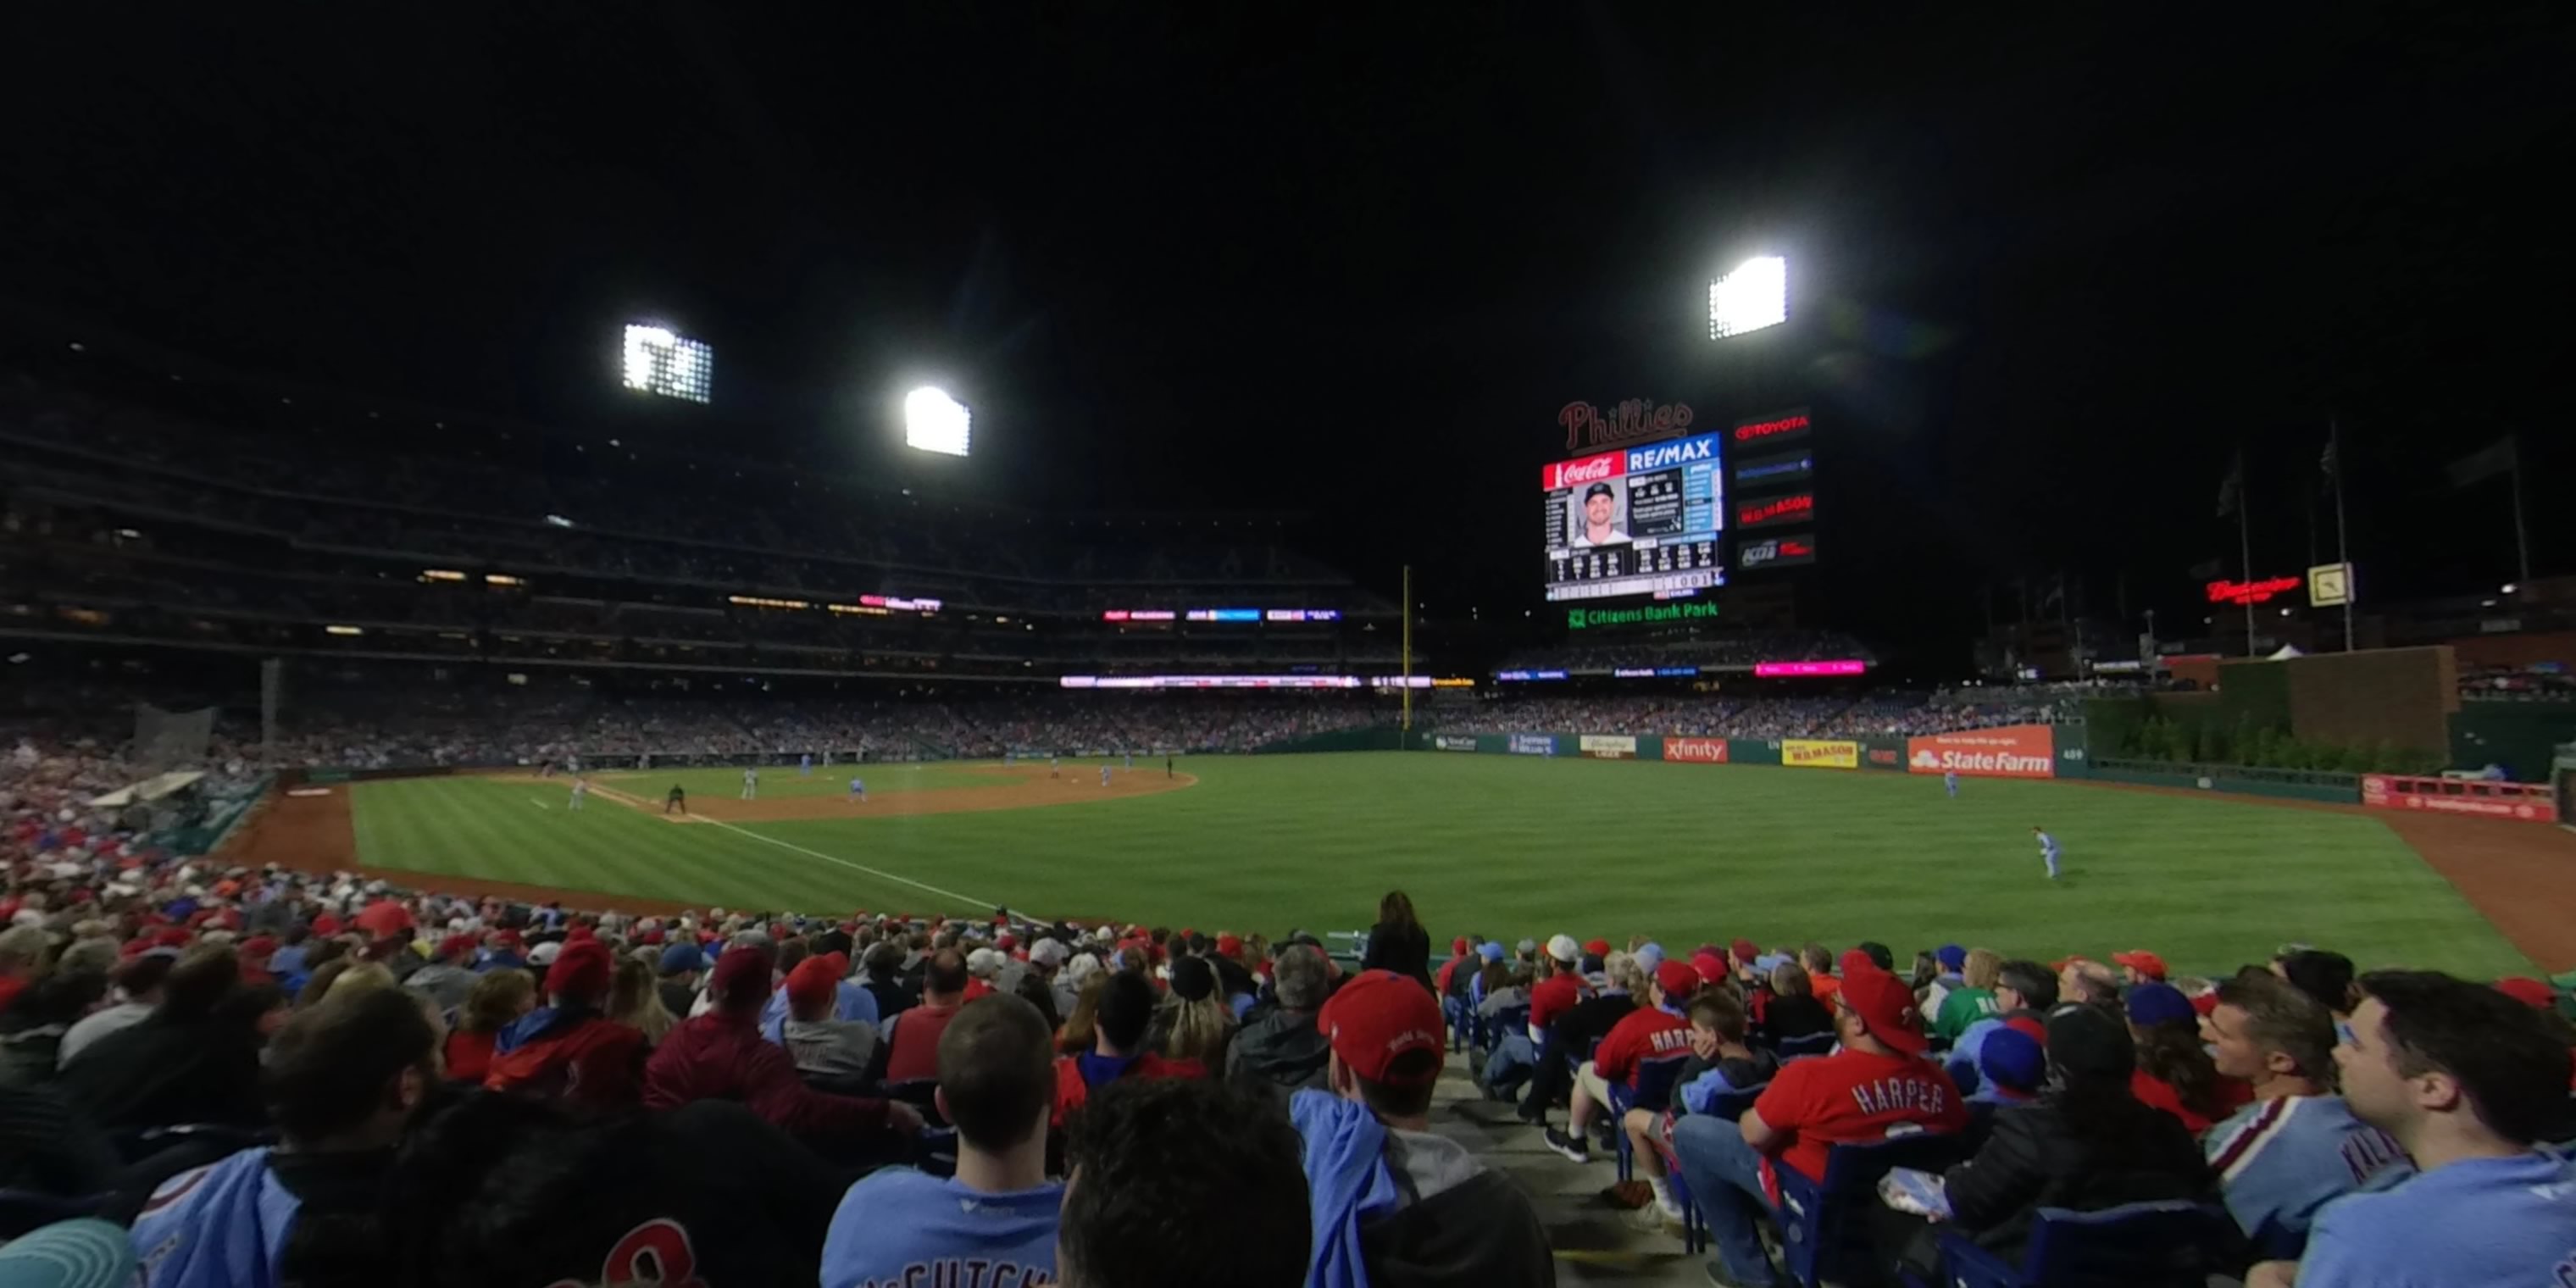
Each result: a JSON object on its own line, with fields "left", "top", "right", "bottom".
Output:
{"left": 848, "top": 776, "right": 865, "bottom": 803}
{"left": 1946, "top": 769, "right": 1960, "bottom": 798}
{"left": 800, "top": 752, "right": 813, "bottom": 776}
{"left": 2034, "top": 826, "right": 2062, "bottom": 880}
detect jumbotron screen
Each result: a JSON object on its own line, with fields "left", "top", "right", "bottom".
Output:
{"left": 1541, "top": 431, "right": 1725, "bottom": 602}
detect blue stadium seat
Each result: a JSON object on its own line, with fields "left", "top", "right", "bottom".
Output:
{"left": 1609, "top": 1054, "right": 1690, "bottom": 1182}
{"left": 1904, "top": 1201, "right": 2239, "bottom": 1288}
{"left": 1774, "top": 1131, "right": 1970, "bottom": 1288}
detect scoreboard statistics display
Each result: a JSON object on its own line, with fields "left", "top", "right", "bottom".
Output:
{"left": 1542, "top": 431, "right": 1725, "bottom": 602}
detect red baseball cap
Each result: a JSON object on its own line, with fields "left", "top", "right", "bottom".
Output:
{"left": 785, "top": 955, "right": 841, "bottom": 1014}
{"left": 548, "top": 940, "right": 614, "bottom": 1003}
{"left": 2496, "top": 977, "right": 2557, "bottom": 1009}
{"left": 437, "top": 933, "right": 479, "bottom": 960}
{"left": 2112, "top": 950, "right": 2168, "bottom": 980}
{"left": 1654, "top": 959, "right": 1702, "bottom": 1001}
{"left": 1451, "top": 936, "right": 1470, "bottom": 957}
{"left": 710, "top": 947, "right": 772, "bottom": 1011}
{"left": 1730, "top": 938, "right": 1760, "bottom": 964}
{"left": 1216, "top": 933, "right": 1243, "bottom": 959}
{"left": 1584, "top": 937, "right": 1613, "bottom": 958}
{"left": 1835, "top": 966, "right": 1929, "bottom": 1056}
{"left": 1319, "top": 969, "right": 1445, "bottom": 1086}
{"left": 1690, "top": 951, "right": 1729, "bottom": 985}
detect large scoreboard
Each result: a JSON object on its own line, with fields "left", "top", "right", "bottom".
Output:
{"left": 1541, "top": 431, "right": 1728, "bottom": 602}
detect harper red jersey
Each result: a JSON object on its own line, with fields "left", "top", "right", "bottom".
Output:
{"left": 1593, "top": 1005, "right": 1693, "bottom": 1085}
{"left": 1529, "top": 973, "right": 1586, "bottom": 1037}
{"left": 1751, "top": 1048, "right": 1966, "bottom": 1204}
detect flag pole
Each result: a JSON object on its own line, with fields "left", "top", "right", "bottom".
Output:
{"left": 2509, "top": 434, "right": 2531, "bottom": 589}
{"left": 2330, "top": 416, "right": 2353, "bottom": 651}
{"left": 2240, "top": 454, "right": 2257, "bottom": 658}
{"left": 1400, "top": 564, "right": 1413, "bottom": 734}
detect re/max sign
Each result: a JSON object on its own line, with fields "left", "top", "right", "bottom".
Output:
{"left": 1567, "top": 601, "right": 1720, "bottom": 630}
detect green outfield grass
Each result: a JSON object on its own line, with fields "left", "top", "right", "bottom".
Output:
{"left": 347, "top": 752, "right": 2536, "bottom": 979}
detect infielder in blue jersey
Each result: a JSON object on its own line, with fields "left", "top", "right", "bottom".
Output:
{"left": 2034, "top": 826, "right": 2062, "bottom": 880}
{"left": 849, "top": 776, "right": 866, "bottom": 803}
{"left": 1100, "top": 763, "right": 1112, "bottom": 787}
{"left": 1946, "top": 769, "right": 1960, "bottom": 798}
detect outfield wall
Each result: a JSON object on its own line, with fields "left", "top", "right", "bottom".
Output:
{"left": 1409, "top": 723, "right": 2376, "bottom": 806}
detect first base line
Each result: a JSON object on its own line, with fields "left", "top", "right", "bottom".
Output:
{"left": 697, "top": 817, "right": 996, "bottom": 913}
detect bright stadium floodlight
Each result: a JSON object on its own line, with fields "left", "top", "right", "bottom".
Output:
{"left": 620, "top": 324, "right": 713, "bottom": 402}
{"left": 1708, "top": 255, "right": 1789, "bottom": 339}
{"left": 905, "top": 386, "right": 971, "bottom": 457}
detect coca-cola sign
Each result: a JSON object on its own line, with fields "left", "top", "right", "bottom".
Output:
{"left": 1561, "top": 399, "right": 1695, "bottom": 452}
{"left": 1541, "top": 451, "right": 1628, "bottom": 491}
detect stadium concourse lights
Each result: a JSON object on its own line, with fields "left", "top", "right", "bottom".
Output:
{"left": 905, "top": 386, "right": 972, "bottom": 457}
{"left": 1708, "top": 254, "right": 1789, "bottom": 339}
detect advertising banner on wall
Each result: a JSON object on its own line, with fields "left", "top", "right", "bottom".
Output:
{"left": 1664, "top": 736, "right": 1729, "bottom": 764}
{"left": 1904, "top": 725, "right": 2057, "bottom": 779}
{"left": 1435, "top": 736, "right": 1480, "bottom": 752}
{"left": 1578, "top": 734, "right": 1638, "bottom": 760}
{"left": 1862, "top": 737, "right": 1907, "bottom": 770}
{"left": 1508, "top": 734, "right": 1557, "bottom": 757}
{"left": 2361, "top": 774, "right": 2559, "bottom": 822}
{"left": 1781, "top": 739, "right": 1859, "bottom": 769}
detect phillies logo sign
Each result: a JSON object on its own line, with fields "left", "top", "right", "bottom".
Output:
{"left": 1562, "top": 399, "right": 1694, "bottom": 452}
{"left": 1543, "top": 452, "right": 1627, "bottom": 491}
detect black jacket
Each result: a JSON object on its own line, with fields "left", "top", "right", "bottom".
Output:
{"left": 1757, "top": 994, "right": 1834, "bottom": 1046}
{"left": 1363, "top": 921, "right": 1434, "bottom": 990}
{"left": 1224, "top": 1008, "right": 1330, "bottom": 1103}
{"left": 1940, "top": 1100, "right": 2219, "bottom": 1264}
{"left": 1362, "top": 1168, "right": 1556, "bottom": 1288}
{"left": 62, "top": 1011, "right": 267, "bottom": 1132}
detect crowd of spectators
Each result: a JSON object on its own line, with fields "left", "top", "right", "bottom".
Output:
{"left": 1441, "top": 691, "right": 2060, "bottom": 739}
{"left": 5, "top": 806, "right": 2570, "bottom": 1288}
{"left": 2457, "top": 664, "right": 2576, "bottom": 701}
{"left": 1496, "top": 631, "right": 1874, "bottom": 673}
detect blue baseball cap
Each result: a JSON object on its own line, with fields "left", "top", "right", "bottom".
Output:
{"left": 1979, "top": 1026, "right": 2045, "bottom": 1094}
{"left": 2124, "top": 981, "right": 2196, "bottom": 1027}
{"left": 1935, "top": 944, "right": 1967, "bottom": 970}
{"left": 1635, "top": 942, "right": 1667, "bottom": 972}
{"left": 1477, "top": 941, "right": 1506, "bottom": 963}
{"left": 658, "top": 942, "right": 707, "bottom": 975}
{"left": 1753, "top": 952, "right": 1793, "bottom": 975}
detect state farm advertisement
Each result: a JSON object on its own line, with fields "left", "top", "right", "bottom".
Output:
{"left": 1906, "top": 725, "right": 2057, "bottom": 779}
{"left": 1665, "top": 737, "right": 1729, "bottom": 764}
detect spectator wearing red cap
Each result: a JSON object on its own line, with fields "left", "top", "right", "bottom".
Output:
{"left": 405, "top": 934, "right": 482, "bottom": 1012}
{"left": 485, "top": 939, "right": 645, "bottom": 1109}
{"left": 1291, "top": 969, "right": 1553, "bottom": 1288}
{"left": 2114, "top": 949, "right": 2169, "bottom": 986}
{"left": 646, "top": 947, "right": 918, "bottom": 1141}
{"left": 1674, "top": 965, "right": 1966, "bottom": 1288}
{"left": 1358, "top": 891, "right": 1434, "bottom": 992}
{"left": 1548, "top": 959, "right": 1702, "bottom": 1173}
{"left": 782, "top": 954, "right": 879, "bottom": 1086}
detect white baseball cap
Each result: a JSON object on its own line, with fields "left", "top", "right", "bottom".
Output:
{"left": 1546, "top": 934, "right": 1580, "bottom": 965}
{"left": 528, "top": 941, "right": 564, "bottom": 966}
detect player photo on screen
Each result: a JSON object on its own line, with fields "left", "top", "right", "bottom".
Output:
{"left": 1569, "top": 481, "right": 1629, "bottom": 547}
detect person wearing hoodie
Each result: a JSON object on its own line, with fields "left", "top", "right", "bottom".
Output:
{"left": 1226, "top": 943, "right": 1333, "bottom": 1104}
{"left": 482, "top": 939, "right": 643, "bottom": 1109}
{"left": 644, "top": 947, "right": 918, "bottom": 1142}
{"left": 125, "top": 986, "right": 443, "bottom": 1288}
{"left": 402, "top": 934, "right": 480, "bottom": 1013}
{"left": 1942, "top": 958, "right": 2059, "bottom": 1096}
{"left": 1291, "top": 969, "right": 1555, "bottom": 1288}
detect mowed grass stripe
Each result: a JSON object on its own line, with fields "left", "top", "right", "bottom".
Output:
{"left": 345, "top": 755, "right": 2541, "bottom": 978}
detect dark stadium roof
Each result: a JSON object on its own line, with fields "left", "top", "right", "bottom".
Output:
{"left": 3, "top": 8, "right": 2571, "bottom": 662}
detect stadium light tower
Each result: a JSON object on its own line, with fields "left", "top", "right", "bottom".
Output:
{"left": 904, "top": 386, "right": 972, "bottom": 457}
{"left": 1707, "top": 255, "right": 1789, "bottom": 339}
{"left": 621, "top": 324, "right": 713, "bottom": 402}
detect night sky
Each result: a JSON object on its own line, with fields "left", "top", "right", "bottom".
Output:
{"left": 4, "top": 7, "right": 2571, "bottom": 665}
